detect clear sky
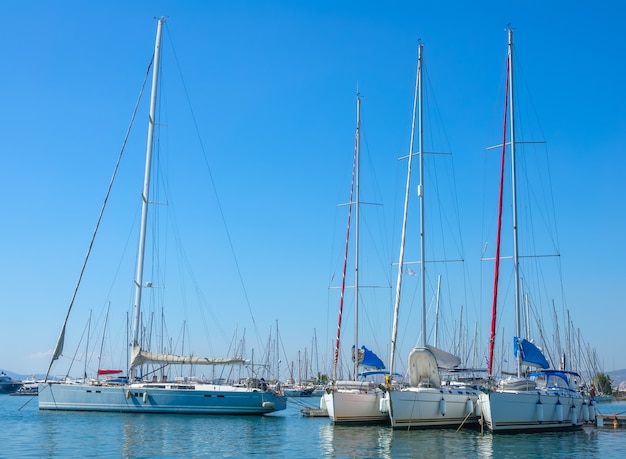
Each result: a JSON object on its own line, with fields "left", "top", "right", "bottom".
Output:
{"left": 1, "top": 1, "right": 624, "bottom": 379}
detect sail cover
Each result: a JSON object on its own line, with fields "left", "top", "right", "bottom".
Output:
{"left": 514, "top": 337, "right": 550, "bottom": 369}
{"left": 97, "top": 369, "right": 123, "bottom": 376}
{"left": 426, "top": 345, "right": 461, "bottom": 370}
{"left": 352, "top": 345, "right": 385, "bottom": 370}
{"left": 408, "top": 347, "right": 441, "bottom": 388}
{"left": 130, "top": 345, "right": 246, "bottom": 369}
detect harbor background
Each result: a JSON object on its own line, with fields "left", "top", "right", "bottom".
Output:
{"left": 2, "top": 395, "right": 626, "bottom": 458}
{"left": 1, "top": 1, "right": 625, "bottom": 382}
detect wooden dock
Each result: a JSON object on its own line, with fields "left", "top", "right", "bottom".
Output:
{"left": 301, "top": 407, "right": 328, "bottom": 417}
{"left": 596, "top": 414, "right": 626, "bottom": 428}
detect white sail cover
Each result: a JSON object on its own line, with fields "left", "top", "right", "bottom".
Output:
{"left": 409, "top": 347, "right": 441, "bottom": 388}
{"left": 408, "top": 346, "right": 462, "bottom": 389}
{"left": 425, "top": 345, "right": 461, "bottom": 370}
{"left": 130, "top": 345, "right": 246, "bottom": 369}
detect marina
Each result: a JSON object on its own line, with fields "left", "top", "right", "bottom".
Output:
{"left": 1, "top": 4, "right": 625, "bottom": 458}
{"left": 2, "top": 394, "right": 626, "bottom": 457}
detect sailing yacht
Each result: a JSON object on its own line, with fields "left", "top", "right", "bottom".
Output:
{"left": 38, "top": 17, "right": 286, "bottom": 415}
{"left": 379, "top": 43, "right": 479, "bottom": 430}
{"left": 477, "top": 28, "right": 585, "bottom": 432}
{"left": 321, "top": 94, "right": 389, "bottom": 425}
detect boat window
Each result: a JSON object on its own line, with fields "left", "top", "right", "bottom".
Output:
{"left": 528, "top": 374, "right": 547, "bottom": 388}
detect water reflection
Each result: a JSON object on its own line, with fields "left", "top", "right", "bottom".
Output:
{"left": 5, "top": 395, "right": 626, "bottom": 458}
{"left": 319, "top": 423, "right": 393, "bottom": 458}
{"left": 476, "top": 427, "right": 603, "bottom": 458}
{"left": 318, "top": 422, "right": 614, "bottom": 458}
{"left": 120, "top": 413, "right": 287, "bottom": 457}
{"left": 391, "top": 428, "right": 482, "bottom": 457}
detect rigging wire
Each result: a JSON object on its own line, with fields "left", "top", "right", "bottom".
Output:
{"left": 45, "top": 53, "right": 154, "bottom": 381}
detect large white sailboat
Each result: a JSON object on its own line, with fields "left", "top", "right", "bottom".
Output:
{"left": 38, "top": 17, "right": 286, "bottom": 415}
{"left": 477, "top": 28, "right": 585, "bottom": 432}
{"left": 321, "top": 94, "right": 388, "bottom": 425}
{"left": 379, "top": 43, "right": 479, "bottom": 430}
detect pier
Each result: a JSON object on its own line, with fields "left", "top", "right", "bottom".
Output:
{"left": 596, "top": 414, "right": 626, "bottom": 428}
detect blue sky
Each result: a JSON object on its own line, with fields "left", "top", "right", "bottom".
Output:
{"left": 1, "top": 1, "right": 624, "bottom": 379}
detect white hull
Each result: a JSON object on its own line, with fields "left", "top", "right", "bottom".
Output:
{"left": 38, "top": 382, "right": 287, "bottom": 415}
{"left": 478, "top": 389, "right": 585, "bottom": 432}
{"left": 322, "top": 385, "right": 388, "bottom": 425}
{"left": 383, "top": 387, "right": 478, "bottom": 429}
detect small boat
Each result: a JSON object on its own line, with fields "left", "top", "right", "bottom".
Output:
{"left": 283, "top": 384, "right": 325, "bottom": 398}
{"left": 593, "top": 394, "right": 614, "bottom": 403}
{"left": 10, "top": 378, "right": 39, "bottom": 396}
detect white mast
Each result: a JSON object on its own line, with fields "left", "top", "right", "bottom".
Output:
{"left": 353, "top": 93, "right": 361, "bottom": 381}
{"left": 507, "top": 28, "right": 522, "bottom": 378}
{"left": 417, "top": 42, "right": 426, "bottom": 349}
{"left": 434, "top": 274, "right": 441, "bottom": 348}
{"left": 131, "top": 17, "right": 165, "bottom": 374}
{"left": 389, "top": 42, "right": 422, "bottom": 375}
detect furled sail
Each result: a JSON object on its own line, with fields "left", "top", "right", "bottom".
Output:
{"left": 130, "top": 345, "right": 246, "bottom": 369}
{"left": 513, "top": 337, "right": 550, "bottom": 369}
{"left": 351, "top": 345, "right": 386, "bottom": 370}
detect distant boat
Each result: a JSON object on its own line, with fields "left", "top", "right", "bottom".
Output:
{"left": 477, "top": 28, "right": 586, "bottom": 432}
{"left": 283, "top": 385, "right": 325, "bottom": 398}
{"left": 38, "top": 17, "right": 286, "bottom": 415}
{"left": 0, "top": 372, "right": 21, "bottom": 394}
{"left": 283, "top": 337, "right": 326, "bottom": 397}
{"left": 379, "top": 42, "right": 479, "bottom": 430}
{"left": 593, "top": 394, "right": 613, "bottom": 403}
{"left": 321, "top": 94, "right": 388, "bottom": 425}
{"left": 10, "top": 377, "right": 39, "bottom": 396}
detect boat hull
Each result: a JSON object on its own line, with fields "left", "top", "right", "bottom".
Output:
{"left": 383, "top": 387, "right": 478, "bottom": 429}
{"left": 0, "top": 382, "right": 22, "bottom": 394}
{"left": 38, "top": 382, "right": 286, "bottom": 415}
{"left": 322, "top": 386, "right": 388, "bottom": 425}
{"left": 478, "top": 389, "right": 585, "bottom": 432}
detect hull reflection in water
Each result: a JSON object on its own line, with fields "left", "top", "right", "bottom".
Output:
{"left": 319, "top": 423, "right": 393, "bottom": 457}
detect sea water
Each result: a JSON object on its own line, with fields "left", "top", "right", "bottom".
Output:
{"left": 2, "top": 395, "right": 626, "bottom": 458}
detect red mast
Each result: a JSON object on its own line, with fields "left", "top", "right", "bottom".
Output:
{"left": 333, "top": 98, "right": 359, "bottom": 380}
{"left": 488, "top": 56, "right": 510, "bottom": 377}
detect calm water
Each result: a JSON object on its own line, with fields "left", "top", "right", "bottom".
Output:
{"left": 2, "top": 395, "right": 626, "bottom": 458}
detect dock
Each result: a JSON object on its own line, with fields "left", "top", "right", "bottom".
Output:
{"left": 596, "top": 414, "right": 626, "bottom": 428}
{"left": 301, "top": 407, "right": 328, "bottom": 417}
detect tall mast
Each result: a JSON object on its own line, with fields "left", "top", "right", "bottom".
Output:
{"left": 131, "top": 17, "right": 165, "bottom": 368}
{"left": 276, "top": 320, "right": 280, "bottom": 382}
{"left": 434, "top": 274, "right": 441, "bottom": 348}
{"left": 332, "top": 95, "right": 359, "bottom": 381}
{"left": 389, "top": 42, "right": 422, "bottom": 375}
{"left": 487, "top": 30, "right": 511, "bottom": 377}
{"left": 353, "top": 93, "right": 361, "bottom": 381}
{"left": 417, "top": 43, "right": 426, "bottom": 348}
{"left": 507, "top": 28, "right": 523, "bottom": 378}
